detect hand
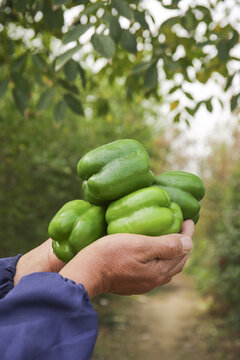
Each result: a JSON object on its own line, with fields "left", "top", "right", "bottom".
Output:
{"left": 14, "top": 238, "right": 65, "bottom": 286}
{"left": 59, "top": 220, "right": 194, "bottom": 298}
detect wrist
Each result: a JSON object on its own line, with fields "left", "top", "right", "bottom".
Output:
{"left": 59, "top": 248, "right": 105, "bottom": 298}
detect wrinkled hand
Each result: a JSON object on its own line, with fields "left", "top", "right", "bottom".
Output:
{"left": 60, "top": 220, "right": 194, "bottom": 298}
{"left": 14, "top": 238, "right": 65, "bottom": 286}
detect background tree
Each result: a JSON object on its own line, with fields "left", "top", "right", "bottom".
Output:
{"left": 187, "top": 124, "right": 240, "bottom": 330}
{"left": 0, "top": 0, "right": 239, "bottom": 123}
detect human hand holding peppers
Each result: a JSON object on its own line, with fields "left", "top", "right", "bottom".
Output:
{"left": 59, "top": 220, "right": 194, "bottom": 298}
{"left": 14, "top": 220, "right": 194, "bottom": 297}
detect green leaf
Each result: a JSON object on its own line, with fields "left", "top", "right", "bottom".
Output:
{"left": 185, "top": 106, "right": 195, "bottom": 116}
{"left": 5, "top": 39, "right": 15, "bottom": 56}
{"left": 32, "top": 54, "right": 45, "bottom": 70}
{"left": 194, "top": 101, "right": 203, "bottom": 113}
{"left": 184, "top": 91, "right": 194, "bottom": 100}
{"left": 169, "top": 85, "right": 180, "bottom": 94}
{"left": 12, "top": 87, "right": 29, "bottom": 115}
{"left": 78, "top": 64, "right": 86, "bottom": 89}
{"left": 63, "top": 24, "right": 92, "bottom": 44}
{"left": 195, "top": 5, "right": 212, "bottom": 21}
{"left": 205, "top": 99, "right": 213, "bottom": 112}
{"left": 64, "top": 59, "right": 78, "bottom": 81}
{"left": 96, "top": 98, "right": 109, "bottom": 115}
{"left": 55, "top": 44, "right": 82, "bottom": 70}
{"left": 218, "top": 97, "right": 224, "bottom": 109}
{"left": 217, "top": 40, "right": 229, "bottom": 62}
{"left": 11, "top": 53, "right": 28, "bottom": 73}
{"left": 160, "top": 16, "right": 180, "bottom": 30}
{"left": 11, "top": 73, "right": 29, "bottom": 92}
{"left": 58, "top": 79, "right": 79, "bottom": 94}
{"left": 229, "top": 30, "right": 239, "bottom": 48}
{"left": 231, "top": 94, "right": 239, "bottom": 111}
{"left": 225, "top": 74, "right": 234, "bottom": 91}
{"left": 173, "top": 113, "right": 180, "bottom": 123}
{"left": 43, "top": 3, "right": 64, "bottom": 30}
{"left": 162, "top": 0, "right": 180, "bottom": 9}
{"left": 170, "top": 100, "right": 179, "bottom": 111}
{"left": 144, "top": 64, "right": 158, "bottom": 89}
{"left": 109, "top": 17, "right": 122, "bottom": 43}
{"left": 0, "top": 79, "right": 8, "bottom": 98}
{"left": 82, "top": 2, "right": 103, "bottom": 15}
{"left": 37, "top": 88, "right": 55, "bottom": 111}
{"left": 54, "top": 99, "right": 67, "bottom": 122}
{"left": 111, "top": 0, "right": 132, "bottom": 20}
{"left": 133, "top": 9, "right": 148, "bottom": 29}
{"left": 181, "top": 10, "right": 196, "bottom": 32}
{"left": 64, "top": 93, "right": 84, "bottom": 115}
{"left": 131, "top": 61, "right": 153, "bottom": 74}
{"left": 196, "top": 69, "right": 209, "bottom": 84}
{"left": 120, "top": 30, "right": 137, "bottom": 54}
{"left": 91, "top": 34, "right": 116, "bottom": 58}
{"left": 103, "top": 12, "right": 122, "bottom": 43}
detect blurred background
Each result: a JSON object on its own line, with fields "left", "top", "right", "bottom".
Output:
{"left": 0, "top": 0, "right": 240, "bottom": 359}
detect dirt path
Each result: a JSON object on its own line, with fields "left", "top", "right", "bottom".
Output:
{"left": 92, "top": 274, "right": 201, "bottom": 360}
{"left": 133, "top": 275, "right": 199, "bottom": 359}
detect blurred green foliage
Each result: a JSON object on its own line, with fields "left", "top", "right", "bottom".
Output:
{"left": 188, "top": 127, "right": 240, "bottom": 330}
{"left": 0, "top": 79, "right": 167, "bottom": 257}
{"left": 0, "top": 0, "right": 239, "bottom": 124}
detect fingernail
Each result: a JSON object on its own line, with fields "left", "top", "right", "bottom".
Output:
{"left": 180, "top": 236, "right": 193, "bottom": 252}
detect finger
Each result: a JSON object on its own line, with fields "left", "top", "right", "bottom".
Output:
{"left": 168, "top": 253, "right": 189, "bottom": 277}
{"left": 150, "top": 254, "right": 185, "bottom": 278}
{"left": 180, "top": 219, "right": 195, "bottom": 238}
{"left": 161, "top": 276, "right": 172, "bottom": 286}
{"left": 162, "top": 254, "right": 186, "bottom": 272}
{"left": 142, "top": 234, "right": 193, "bottom": 261}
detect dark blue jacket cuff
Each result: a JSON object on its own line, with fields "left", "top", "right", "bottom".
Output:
{"left": 0, "top": 254, "right": 22, "bottom": 299}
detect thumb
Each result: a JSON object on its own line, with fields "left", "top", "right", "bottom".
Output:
{"left": 181, "top": 219, "right": 195, "bottom": 238}
{"left": 143, "top": 234, "right": 193, "bottom": 261}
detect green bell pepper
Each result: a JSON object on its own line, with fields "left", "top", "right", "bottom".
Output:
{"left": 153, "top": 171, "right": 205, "bottom": 224}
{"left": 77, "top": 139, "right": 154, "bottom": 205}
{"left": 106, "top": 187, "right": 183, "bottom": 236}
{"left": 48, "top": 200, "right": 106, "bottom": 262}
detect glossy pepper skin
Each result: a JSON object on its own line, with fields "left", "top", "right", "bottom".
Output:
{"left": 77, "top": 139, "right": 154, "bottom": 205}
{"left": 106, "top": 187, "right": 183, "bottom": 236}
{"left": 153, "top": 171, "right": 205, "bottom": 224}
{"left": 48, "top": 200, "right": 106, "bottom": 262}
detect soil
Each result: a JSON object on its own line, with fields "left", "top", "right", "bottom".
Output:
{"left": 92, "top": 274, "right": 240, "bottom": 360}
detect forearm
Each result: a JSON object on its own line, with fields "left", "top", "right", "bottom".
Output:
{"left": 59, "top": 246, "right": 104, "bottom": 299}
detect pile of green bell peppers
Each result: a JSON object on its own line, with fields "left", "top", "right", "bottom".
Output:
{"left": 48, "top": 139, "right": 205, "bottom": 262}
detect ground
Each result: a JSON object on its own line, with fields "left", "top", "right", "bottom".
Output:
{"left": 92, "top": 274, "right": 240, "bottom": 360}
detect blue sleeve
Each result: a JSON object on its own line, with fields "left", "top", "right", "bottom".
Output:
{"left": 0, "top": 258, "right": 98, "bottom": 360}
{"left": 0, "top": 255, "right": 22, "bottom": 299}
